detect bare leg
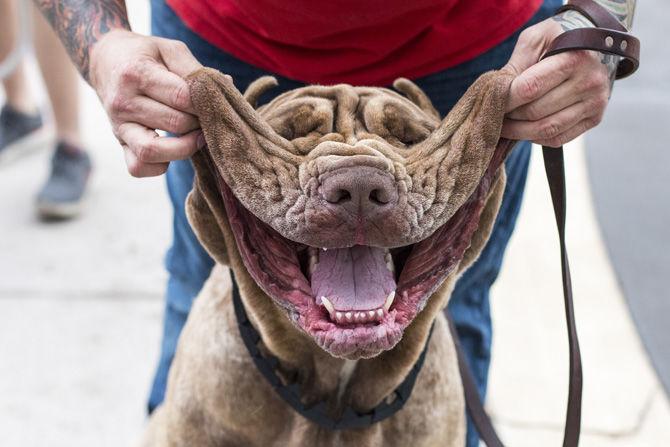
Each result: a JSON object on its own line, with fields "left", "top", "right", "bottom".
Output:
{"left": 32, "top": 2, "right": 82, "bottom": 149}
{"left": 31, "top": 3, "right": 90, "bottom": 219}
{"left": 0, "top": 0, "right": 37, "bottom": 114}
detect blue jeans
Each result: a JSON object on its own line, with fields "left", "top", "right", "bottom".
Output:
{"left": 148, "top": 1, "right": 560, "bottom": 444}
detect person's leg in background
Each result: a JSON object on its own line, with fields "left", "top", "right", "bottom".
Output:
{"left": 0, "top": 0, "right": 45, "bottom": 163}
{"left": 32, "top": 3, "right": 92, "bottom": 219}
{"left": 147, "top": 0, "right": 306, "bottom": 412}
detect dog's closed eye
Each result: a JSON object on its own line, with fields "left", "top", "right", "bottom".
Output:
{"left": 267, "top": 100, "right": 334, "bottom": 141}
{"left": 365, "top": 103, "right": 434, "bottom": 147}
{"left": 383, "top": 104, "right": 434, "bottom": 146}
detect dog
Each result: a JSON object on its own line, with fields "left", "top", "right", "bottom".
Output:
{"left": 140, "top": 67, "right": 516, "bottom": 447}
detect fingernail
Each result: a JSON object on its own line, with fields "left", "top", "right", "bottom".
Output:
{"left": 196, "top": 131, "right": 206, "bottom": 149}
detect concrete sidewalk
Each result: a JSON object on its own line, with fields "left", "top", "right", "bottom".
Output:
{"left": 0, "top": 3, "right": 668, "bottom": 446}
{"left": 487, "top": 142, "right": 670, "bottom": 446}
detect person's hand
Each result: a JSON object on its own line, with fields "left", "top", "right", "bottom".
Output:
{"left": 501, "top": 18, "right": 612, "bottom": 147}
{"left": 89, "top": 30, "right": 205, "bottom": 177}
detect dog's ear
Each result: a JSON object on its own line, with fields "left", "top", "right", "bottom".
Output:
{"left": 402, "top": 69, "right": 515, "bottom": 230}
{"left": 186, "top": 68, "right": 302, "bottom": 235}
{"left": 186, "top": 151, "right": 231, "bottom": 266}
{"left": 392, "top": 78, "right": 440, "bottom": 121}
{"left": 186, "top": 67, "right": 300, "bottom": 193}
{"left": 243, "top": 76, "right": 279, "bottom": 108}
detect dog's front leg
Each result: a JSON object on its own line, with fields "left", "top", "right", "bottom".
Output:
{"left": 141, "top": 404, "right": 253, "bottom": 447}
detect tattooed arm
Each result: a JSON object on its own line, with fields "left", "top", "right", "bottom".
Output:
{"left": 33, "top": 0, "right": 131, "bottom": 83}
{"left": 555, "top": 0, "right": 636, "bottom": 30}
{"left": 500, "top": 1, "right": 638, "bottom": 147}
{"left": 33, "top": 0, "right": 205, "bottom": 177}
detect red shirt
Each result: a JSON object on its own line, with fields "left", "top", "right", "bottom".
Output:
{"left": 167, "top": 0, "right": 541, "bottom": 85}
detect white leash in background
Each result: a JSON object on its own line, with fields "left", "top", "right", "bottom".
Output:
{"left": 0, "top": 0, "right": 33, "bottom": 80}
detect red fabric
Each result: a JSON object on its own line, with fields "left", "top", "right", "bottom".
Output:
{"left": 166, "top": 0, "right": 542, "bottom": 86}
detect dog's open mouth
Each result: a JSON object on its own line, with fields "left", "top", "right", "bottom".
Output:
{"left": 215, "top": 140, "right": 513, "bottom": 359}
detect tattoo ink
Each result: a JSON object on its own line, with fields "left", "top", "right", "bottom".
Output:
{"left": 33, "top": 0, "right": 131, "bottom": 82}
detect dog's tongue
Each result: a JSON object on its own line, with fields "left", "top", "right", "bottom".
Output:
{"left": 311, "top": 245, "right": 396, "bottom": 311}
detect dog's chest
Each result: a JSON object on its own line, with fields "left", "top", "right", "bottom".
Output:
{"left": 173, "top": 286, "right": 466, "bottom": 447}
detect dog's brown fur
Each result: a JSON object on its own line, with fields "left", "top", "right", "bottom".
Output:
{"left": 140, "top": 68, "right": 514, "bottom": 447}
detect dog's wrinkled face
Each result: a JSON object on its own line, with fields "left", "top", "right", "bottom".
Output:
{"left": 188, "top": 68, "right": 514, "bottom": 359}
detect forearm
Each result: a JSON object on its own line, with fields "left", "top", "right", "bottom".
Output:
{"left": 32, "top": 0, "right": 131, "bottom": 83}
{"left": 553, "top": 0, "right": 636, "bottom": 31}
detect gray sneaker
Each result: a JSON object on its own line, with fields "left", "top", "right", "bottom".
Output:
{"left": 0, "top": 104, "right": 49, "bottom": 164}
{"left": 36, "top": 142, "right": 92, "bottom": 220}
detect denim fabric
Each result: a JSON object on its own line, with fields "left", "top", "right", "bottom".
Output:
{"left": 148, "top": 1, "right": 561, "bottom": 444}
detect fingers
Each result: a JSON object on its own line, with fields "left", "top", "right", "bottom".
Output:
{"left": 143, "top": 39, "right": 202, "bottom": 114}
{"left": 535, "top": 118, "right": 597, "bottom": 148}
{"left": 136, "top": 61, "right": 198, "bottom": 115}
{"left": 90, "top": 31, "right": 208, "bottom": 177}
{"left": 506, "top": 51, "right": 584, "bottom": 112}
{"left": 501, "top": 99, "right": 596, "bottom": 142}
{"left": 115, "top": 95, "right": 199, "bottom": 134}
{"left": 504, "top": 19, "right": 561, "bottom": 76}
{"left": 156, "top": 38, "right": 203, "bottom": 78}
{"left": 123, "top": 145, "right": 170, "bottom": 177}
{"left": 501, "top": 17, "right": 613, "bottom": 147}
{"left": 507, "top": 79, "right": 578, "bottom": 121}
{"left": 106, "top": 59, "right": 200, "bottom": 134}
{"left": 507, "top": 53, "right": 609, "bottom": 122}
{"left": 117, "top": 122, "right": 203, "bottom": 177}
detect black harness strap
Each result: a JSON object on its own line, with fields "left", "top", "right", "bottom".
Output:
{"left": 231, "top": 276, "right": 435, "bottom": 430}
{"left": 229, "top": 146, "right": 579, "bottom": 441}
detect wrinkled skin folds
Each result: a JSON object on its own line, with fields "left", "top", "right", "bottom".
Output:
{"left": 141, "top": 68, "right": 517, "bottom": 447}
{"left": 188, "top": 68, "right": 515, "bottom": 359}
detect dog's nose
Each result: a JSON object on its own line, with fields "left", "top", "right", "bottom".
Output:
{"left": 320, "top": 166, "right": 397, "bottom": 216}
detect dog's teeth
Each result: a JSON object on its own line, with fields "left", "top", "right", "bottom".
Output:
{"left": 385, "top": 250, "right": 395, "bottom": 275}
{"left": 322, "top": 247, "right": 327, "bottom": 251}
{"left": 321, "top": 296, "right": 335, "bottom": 316}
{"left": 308, "top": 247, "right": 319, "bottom": 277}
{"left": 356, "top": 312, "right": 364, "bottom": 321}
{"left": 383, "top": 291, "right": 396, "bottom": 312}
{"left": 345, "top": 312, "right": 352, "bottom": 321}
{"left": 368, "top": 310, "right": 375, "bottom": 319}
{"left": 336, "top": 312, "right": 343, "bottom": 322}
{"left": 376, "top": 309, "right": 384, "bottom": 319}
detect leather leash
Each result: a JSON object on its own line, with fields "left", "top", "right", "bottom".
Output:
{"left": 451, "top": 1, "right": 640, "bottom": 446}
{"left": 447, "top": 148, "right": 580, "bottom": 447}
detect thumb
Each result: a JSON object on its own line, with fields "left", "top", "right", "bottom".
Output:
{"left": 502, "top": 20, "right": 561, "bottom": 112}
{"left": 503, "top": 39, "right": 543, "bottom": 80}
